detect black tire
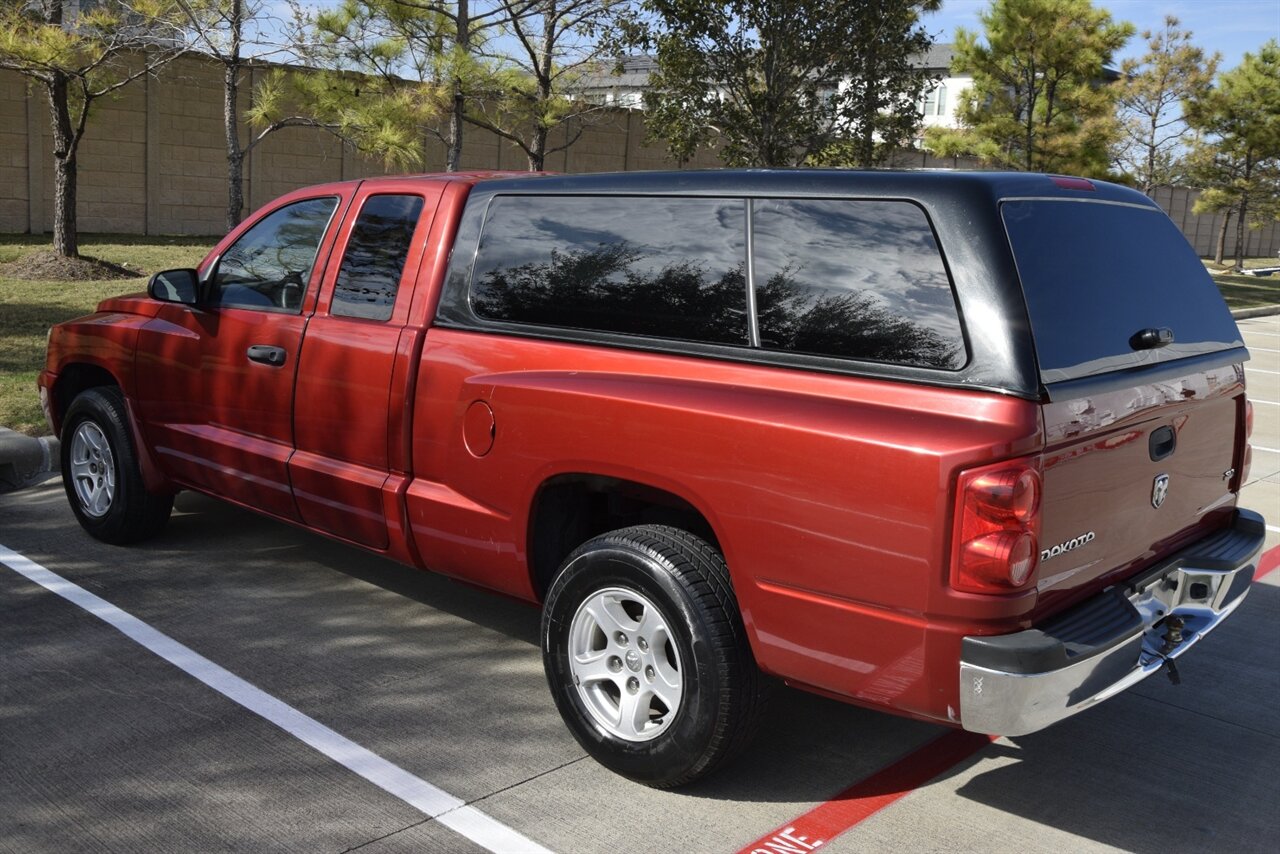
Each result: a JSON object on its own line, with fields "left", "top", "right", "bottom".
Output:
{"left": 61, "top": 387, "right": 173, "bottom": 544}
{"left": 541, "top": 524, "right": 768, "bottom": 787}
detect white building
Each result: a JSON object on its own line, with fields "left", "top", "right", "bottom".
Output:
{"left": 914, "top": 44, "right": 968, "bottom": 131}
{"left": 577, "top": 44, "right": 974, "bottom": 132}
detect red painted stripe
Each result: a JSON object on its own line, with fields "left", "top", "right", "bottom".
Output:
{"left": 1256, "top": 543, "right": 1280, "bottom": 582}
{"left": 734, "top": 731, "right": 994, "bottom": 854}
{"left": 738, "top": 542, "right": 1280, "bottom": 854}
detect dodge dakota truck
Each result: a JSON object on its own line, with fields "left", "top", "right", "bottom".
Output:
{"left": 41, "top": 170, "right": 1265, "bottom": 786}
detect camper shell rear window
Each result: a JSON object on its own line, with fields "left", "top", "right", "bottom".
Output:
{"left": 1002, "top": 199, "right": 1243, "bottom": 385}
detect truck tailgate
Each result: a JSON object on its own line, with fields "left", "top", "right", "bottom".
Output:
{"left": 1035, "top": 364, "right": 1244, "bottom": 616}
{"left": 1000, "top": 196, "right": 1249, "bottom": 618}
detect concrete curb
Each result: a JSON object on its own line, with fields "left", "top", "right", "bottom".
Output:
{"left": 0, "top": 428, "right": 60, "bottom": 495}
{"left": 1231, "top": 304, "right": 1280, "bottom": 320}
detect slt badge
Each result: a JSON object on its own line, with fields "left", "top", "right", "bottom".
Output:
{"left": 1152, "top": 473, "right": 1170, "bottom": 509}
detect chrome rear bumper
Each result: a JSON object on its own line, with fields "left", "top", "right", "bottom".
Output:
{"left": 959, "top": 508, "right": 1265, "bottom": 736}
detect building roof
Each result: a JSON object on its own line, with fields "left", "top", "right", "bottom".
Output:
{"left": 914, "top": 43, "right": 958, "bottom": 72}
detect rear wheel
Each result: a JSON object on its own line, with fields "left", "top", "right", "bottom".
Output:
{"left": 541, "top": 525, "right": 768, "bottom": 787}
{"left": 61, "top": 387, "right": 172, "bottom": 544}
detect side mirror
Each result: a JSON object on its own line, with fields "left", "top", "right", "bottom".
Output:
{"left": 148, "top": 268, "right": 200, "bottom": 305}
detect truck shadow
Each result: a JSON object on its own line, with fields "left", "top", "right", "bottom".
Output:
{"left": 950, "top": 581, "right": 1279, "bottom": 852}
{"left": 147, "top": 492, "right": 1280, "bottom": 829}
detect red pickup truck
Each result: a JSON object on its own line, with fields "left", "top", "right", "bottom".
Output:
{"left": 41, "top": 170, "right": 1265, "bottom": 786}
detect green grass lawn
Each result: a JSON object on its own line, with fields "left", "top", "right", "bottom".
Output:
{"left": 1, "top": 235, "right": 213, "bottom": 435}
{"left": 1, "top": 237, "right": 1278, "bottom": 437}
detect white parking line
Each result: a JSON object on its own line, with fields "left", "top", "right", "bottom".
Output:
{"left": 0, "top": 544, "right": 552, "bottom": 854}
{"left": 1249, "top": 368, "right": 1280, "bottom": 375}
{"left": 1254, "top": 446, "right": 1280, "bottom": 454}
{"left": 1253, "top": 400, "right": 1280, "bottom": 406}
{"left": 1249, "top": 347, "right": 1280, "bottom": 354}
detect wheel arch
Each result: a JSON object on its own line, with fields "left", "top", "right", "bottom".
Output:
{"left": 527, "top": 473, "right": 724, "bottom": 602}
{"left": 49, "top": 362, "right": 119, "bottom": 436}
{"left": 54, "top": 364, "right": 170, "bottom": 493}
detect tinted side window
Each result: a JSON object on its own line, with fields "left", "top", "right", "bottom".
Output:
{"left": 211, "top": 197, "right": 338, "bottom": 312}
{"left": 470, "top": 196, "right": 748, "bottom": 345}
{"left": 331, "top": 194, "right": 425, "bottom": 321}
{"left": 752, "top": 200, "right": 965, "bottom": 369}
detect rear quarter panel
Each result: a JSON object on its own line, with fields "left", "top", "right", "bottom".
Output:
{"left": 407, "top": 330, "right": 1042, "bottom": 723}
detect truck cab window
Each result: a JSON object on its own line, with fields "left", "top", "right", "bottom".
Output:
{"left": 331, "top": 194, "right": 426, "bottom": 322}
{"left": 210, "top": 197, "right": 338, "bottom": 312}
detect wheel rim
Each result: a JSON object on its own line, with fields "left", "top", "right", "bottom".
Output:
{"left": 567, "top": 586, "right": 684, "bottom": 742}
{"left": 69, "top": 421, "right": 115, "bottom": 518}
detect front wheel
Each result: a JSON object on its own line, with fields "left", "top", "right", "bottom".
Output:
{"left": 61, "top": 387, "right": 172, "bottom": 544}
{"left": 541, "top": 525, "right": 767, "bottom": 787}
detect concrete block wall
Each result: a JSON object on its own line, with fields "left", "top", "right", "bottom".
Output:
{"left": 153, "top": 58, "right": 237, "bottom": 233}
{"left": 75, "top": 71, "right": 148, "bottom": 234}
{"left": 0, "top": 73, "right": 30, "bottom": 233}
{"left": 1151, "top": 185, "right": 1278, "bottom": 259}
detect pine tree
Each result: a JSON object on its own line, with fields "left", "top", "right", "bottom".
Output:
{"left": 925, "top": 0, "right": 1132, "bottom": 176}
{"left": 1112, "top": 15, "right": 1217, "bottom": 195}
{"left": 1185, "top": 40, "right": 1280, "bottom": 268}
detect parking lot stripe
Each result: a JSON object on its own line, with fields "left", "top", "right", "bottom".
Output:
{"left": 1259, "top": 545, "right": 1280, "bottom": 581}
{"left": 0, "top": 543, "right": 552, "bottom": 854}
{"left": 734, "top": 731, "right": 995, "bottom": 854}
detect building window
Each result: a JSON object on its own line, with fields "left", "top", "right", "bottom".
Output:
{"left": 922, "top": 82, "right": 947, "bottom": 117}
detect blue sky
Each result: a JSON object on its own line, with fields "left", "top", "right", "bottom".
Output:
{"left": 923, "top": 0, "right": 1280, "bottom": 69}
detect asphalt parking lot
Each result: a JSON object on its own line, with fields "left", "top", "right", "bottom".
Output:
{"left": 2, "top": 316, "right": 1278, "bottom": 854}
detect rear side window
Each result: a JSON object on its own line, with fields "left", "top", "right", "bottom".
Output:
{"left": 752, "top": 199, "right": 965, "bottom": 369}
{"left": 470, "top": 196, "right": 748, "bottom": 345}
{"left": 1003, "top": 200, "right": 1243, "bottom": 384}
{"left": 331, "top": 194, "right": 425, "bottom": 321}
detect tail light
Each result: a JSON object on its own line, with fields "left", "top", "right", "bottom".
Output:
{"left": 1239, "top": 398, "right": 1253, "bottom": 487}
{"left": 951, "top": 458, "right": 1042, "bottom": 594}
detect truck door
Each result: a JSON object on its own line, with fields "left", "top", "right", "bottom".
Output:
{"left": 289, "top": 182, "right": 444, "bottom": 549}
{"left": 135, "top": 189, "right": 351, "bottom": 520}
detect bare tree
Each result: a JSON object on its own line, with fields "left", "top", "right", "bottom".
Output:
{"left": 1112, "top": 15, "right": 1218, "bottom": 195}
{"left": 177, "top": 1, "right": 344, "bottom": 228}
{"left": 464, "top": 1, "right": 627, "bottom": 170}
{"left": 385, "top": 1, "right": 519, "bottom": 170}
